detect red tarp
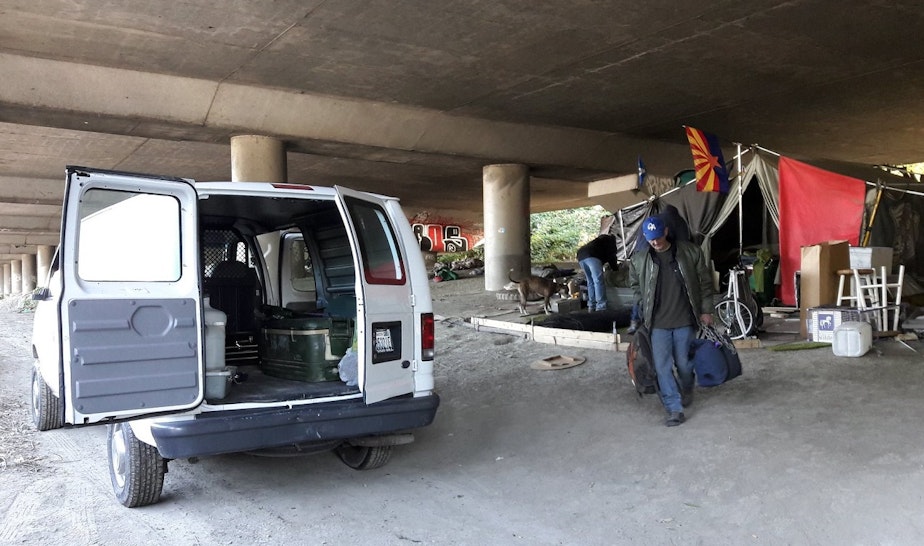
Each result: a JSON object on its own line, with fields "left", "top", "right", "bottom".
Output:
{"left": 779, "top": 157, "right": 866, "bottom": 305}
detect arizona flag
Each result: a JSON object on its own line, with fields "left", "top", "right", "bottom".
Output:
{"left": 685, "top": 126, "right": 730, "bottom": 193}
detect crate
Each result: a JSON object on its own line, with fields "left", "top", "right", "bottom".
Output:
{"left": 259, "top": 317, "right": 353, "bottom": 382}
{"left": 551, "top": 297, "right": 582, "bottom": 314}
{"left": 808, "top": 307, "right": 879, "bottom": 343}
{"left": 604, "top": 286, "right": 636, "bottom": 308}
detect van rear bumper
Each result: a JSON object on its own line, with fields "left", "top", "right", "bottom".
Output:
{"left": 148, "top": 394, "right": 440, "bottom": 459}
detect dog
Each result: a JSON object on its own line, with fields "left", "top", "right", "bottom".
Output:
{"left": 508, "top": 270, "right": 563, "bottom": 315}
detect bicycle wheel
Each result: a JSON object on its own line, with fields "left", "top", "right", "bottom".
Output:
{"left": 715, "top": 299, "right": 754, "bottom": 340}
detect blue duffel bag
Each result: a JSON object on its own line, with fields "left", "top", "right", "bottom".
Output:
{"left": 690, "top": 325, "right": 743, "bottom": 387}
{"left": 689, "top": 338, "right": 728, "bottom": 387}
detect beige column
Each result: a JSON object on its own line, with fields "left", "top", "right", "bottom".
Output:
{"left": 2, "top": 263, "right": 10, "bottom": 296}
{"left": 21, "top": 253, "right": 36, "bottom": 292}
{"left": 230, "top": 135, "right": 287, "bottom": 183}
{"left": 483, "top": 164, "right": 531, "bottom": 291}
{"left": 36, "top": 245, "right": 54, "bottom": 286}
{"left": 10, "top": 259, "right": 22, "bottom": 295}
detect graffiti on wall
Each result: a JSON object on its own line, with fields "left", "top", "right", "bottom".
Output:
{"left": 409, "top": 213, "right": 483, "bottom": 253}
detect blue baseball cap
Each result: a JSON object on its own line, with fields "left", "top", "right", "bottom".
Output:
{"left": 642, "top": 216, "right": 666, "bottom": 241}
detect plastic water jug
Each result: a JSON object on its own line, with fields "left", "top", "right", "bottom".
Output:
{"left": 203, "top": 297, "right": 227, "bottom": 371}
{"left": 832, "top": 321, "right": 872, "bottom": 357}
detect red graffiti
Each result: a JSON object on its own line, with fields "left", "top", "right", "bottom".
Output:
{"left": 412, "top": 223, "right": 478, "bottom": 253}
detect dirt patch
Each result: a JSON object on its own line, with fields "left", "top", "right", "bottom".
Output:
{"left": 0, "top": 299, "right": 44, "bottom": 474}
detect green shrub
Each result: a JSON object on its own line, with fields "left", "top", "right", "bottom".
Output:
{"left": 530, "top": 206, "right": 608, "bottom": 263}
{"left": 434, "top": 205, "right": 608, "bottom": 266}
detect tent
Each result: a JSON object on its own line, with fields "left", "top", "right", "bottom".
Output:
{"left": 609, "top": 148, "right": 780, "bottom": 279}
{"left": 606, "top": 147, "right": 922, "bottom": 306}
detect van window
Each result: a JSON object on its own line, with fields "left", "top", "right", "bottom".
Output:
{"left": 344, "top": 197, "right": 406, "bottom": 285}
{"left": 288, "top": 238, "right": 314, "bottom": 292}
{"left": 202, "top": 229, "right": 253, "bottom": 278}
{"left": 77, "top": 189, "right": 181, "bottom": 282}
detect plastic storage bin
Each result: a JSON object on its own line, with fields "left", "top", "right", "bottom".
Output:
{"left": 205, "top": 366, "right": 236, "bottom": 399}
{"left": 832, "top": 321, "right": 872, "bottom": 357}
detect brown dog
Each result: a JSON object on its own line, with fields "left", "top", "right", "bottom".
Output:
{"left": 508, "top": 271, "right": 563, "bottom": 315}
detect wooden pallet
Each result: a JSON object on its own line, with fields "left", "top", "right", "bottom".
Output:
{"left": 470, "top": 317, "right": 627, "bottom": 352}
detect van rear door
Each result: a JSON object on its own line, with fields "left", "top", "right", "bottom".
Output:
{"left": 335, "top": 187, "right": 417, "bottom": 404}
{"left": 59, "top": 167, "right": 203, "bottom": 425}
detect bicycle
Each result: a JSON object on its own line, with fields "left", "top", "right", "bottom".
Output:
{"left": 715, "top": 265, "right": 763, "bottom": 340}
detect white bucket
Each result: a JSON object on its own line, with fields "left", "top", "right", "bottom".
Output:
{"left": 203, "top": 297, "right": 227, "bottom": 372}
{"left": 832, "top": 321, "right": 872, "bottom": 357}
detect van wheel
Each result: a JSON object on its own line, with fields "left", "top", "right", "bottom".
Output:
{"left": 31, "top": 365, "right": 63, "bottom": 431}
{"left": 335, "top": 444, "right": 393, "bottom": 470}
{"left": 108, "top": 423, "right": 166, "bottom": 507}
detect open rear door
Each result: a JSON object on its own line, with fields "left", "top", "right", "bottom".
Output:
{"left": 59, "top": 167, "right": 203, "bottom": 425}
{"left": 335, "top": 187, "right": 417, "bottom": 404}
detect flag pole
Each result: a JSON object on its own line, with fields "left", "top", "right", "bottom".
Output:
{"left": 736, "top": 142, "right": 743, "bottom": 259}
{"left": 617, "top": 209, "right": 628, "bottom": 260}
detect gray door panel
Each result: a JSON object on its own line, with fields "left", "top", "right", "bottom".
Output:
{"left": 69, "top": 299, "right": 200, "bottom": 415}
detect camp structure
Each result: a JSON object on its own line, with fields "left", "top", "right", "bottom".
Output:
{"left": 599, "top": 147, "right": 923, "bottom": 307}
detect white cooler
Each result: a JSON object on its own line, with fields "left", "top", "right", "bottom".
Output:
{"left": 832, "top": 321, "right": 872, "bottom": 357}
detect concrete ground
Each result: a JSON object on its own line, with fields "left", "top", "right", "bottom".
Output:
{"left": 2, "top": 278, "right": 924, "bottom": 544}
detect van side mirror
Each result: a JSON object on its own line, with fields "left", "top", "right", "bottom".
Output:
{"left": 32, "top": 287, "right": 50, "bottom": 301}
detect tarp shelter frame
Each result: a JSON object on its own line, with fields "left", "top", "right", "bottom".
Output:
{"left": 700, "top": 146, "right": 781, "bottom": 263}
{"left": 614, "top": 146, "right": 782, "bottom": 264}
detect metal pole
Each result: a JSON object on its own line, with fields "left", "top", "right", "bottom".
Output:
{"left": 737, "top": 142, "right": 743, "bottom": 258}
{"left": 618, "top": 209, "right": 628, "bottom": 260}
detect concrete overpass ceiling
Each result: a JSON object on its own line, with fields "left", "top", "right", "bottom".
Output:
{"left": 1, "top": 0, "right": 923, "bottom": 268}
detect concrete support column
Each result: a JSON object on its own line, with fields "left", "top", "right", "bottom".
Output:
{"left": 10, "top": 259, "right": 22, "bottom": 295}
{"left": 230, "top": 135, "right": 287, "bottom": 183}
{"left": 21, "top": 253, "right": 36, "bottom": 293}
{"left": 36, "top": 245, "right": 54, "bottom": 286}
{"left": 483, "top": 164, "right": 530, "bottom": 291}
{"left": 2, "top": 264, "right": 10, "bottom": 296}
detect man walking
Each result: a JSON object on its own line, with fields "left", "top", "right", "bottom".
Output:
{"left": 629, "top": 216, "right": 714, "bottom": 427}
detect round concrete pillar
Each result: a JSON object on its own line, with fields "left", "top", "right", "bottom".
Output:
{"left": 10, "top": 259, "right": 22, "bottom": 295}
{"left": 21, "top": 253, "right": 36, "bottom": 293}
{"left": 36, "top": 245, "right": 54, "bottom": 286}
{"left": 2, "top": 263, "right": 10, "bottom": 296}
{"left": 230, "top": 135, "right": 287, "bottom": 183}
{"left": 483, "top": 164, "right": 530, "bottom": 291}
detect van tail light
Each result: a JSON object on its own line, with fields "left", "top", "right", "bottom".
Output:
{"left": 421, "top": 312, "right": 434, "bottom": 361}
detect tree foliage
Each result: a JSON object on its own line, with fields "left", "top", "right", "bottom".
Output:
{"left": 530, "top": 205, "right": 608, "bottom": 263}
{"left": 436, "top": 205, "right": 609, "bottom": 266}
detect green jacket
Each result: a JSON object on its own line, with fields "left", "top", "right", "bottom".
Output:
{"left": 628, "top": 240, "right": 714, "bottom": 328}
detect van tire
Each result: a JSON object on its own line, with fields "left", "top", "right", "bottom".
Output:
{"left": 31, "top": 365, "right": 63, "bottom": 431}
{"left": 108, "top": 423, "right": 166, "bottom": 507}
{"left": 335, "top": 444, "right": 393, "bottom": 470}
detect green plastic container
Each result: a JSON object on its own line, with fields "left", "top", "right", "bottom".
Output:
{"left": 259, "top": 317, "right": 353, "bottom": 382}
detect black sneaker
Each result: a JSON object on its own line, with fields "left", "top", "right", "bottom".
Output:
{"left": 681, "top": 388, "right": 694, "bottom": 408}
{"left": 665, "top": 412, "right": 685, "bottom": 427}
{"left": 627, "top": 320, "right": 639, "bottom": 334}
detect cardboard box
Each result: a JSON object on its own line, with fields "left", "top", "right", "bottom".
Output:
{"left": 848, "top": 246, "right": 892, "bottom": 270}
{"left": 799, "top": 240, "right": 850, "bottom": 338}
{"left": 809, "top": 307, "right": 879, "bottom": 342}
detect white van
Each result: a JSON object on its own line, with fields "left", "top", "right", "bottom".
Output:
{"left": 30, "top": 166, "right": 439, "bottom": 507}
